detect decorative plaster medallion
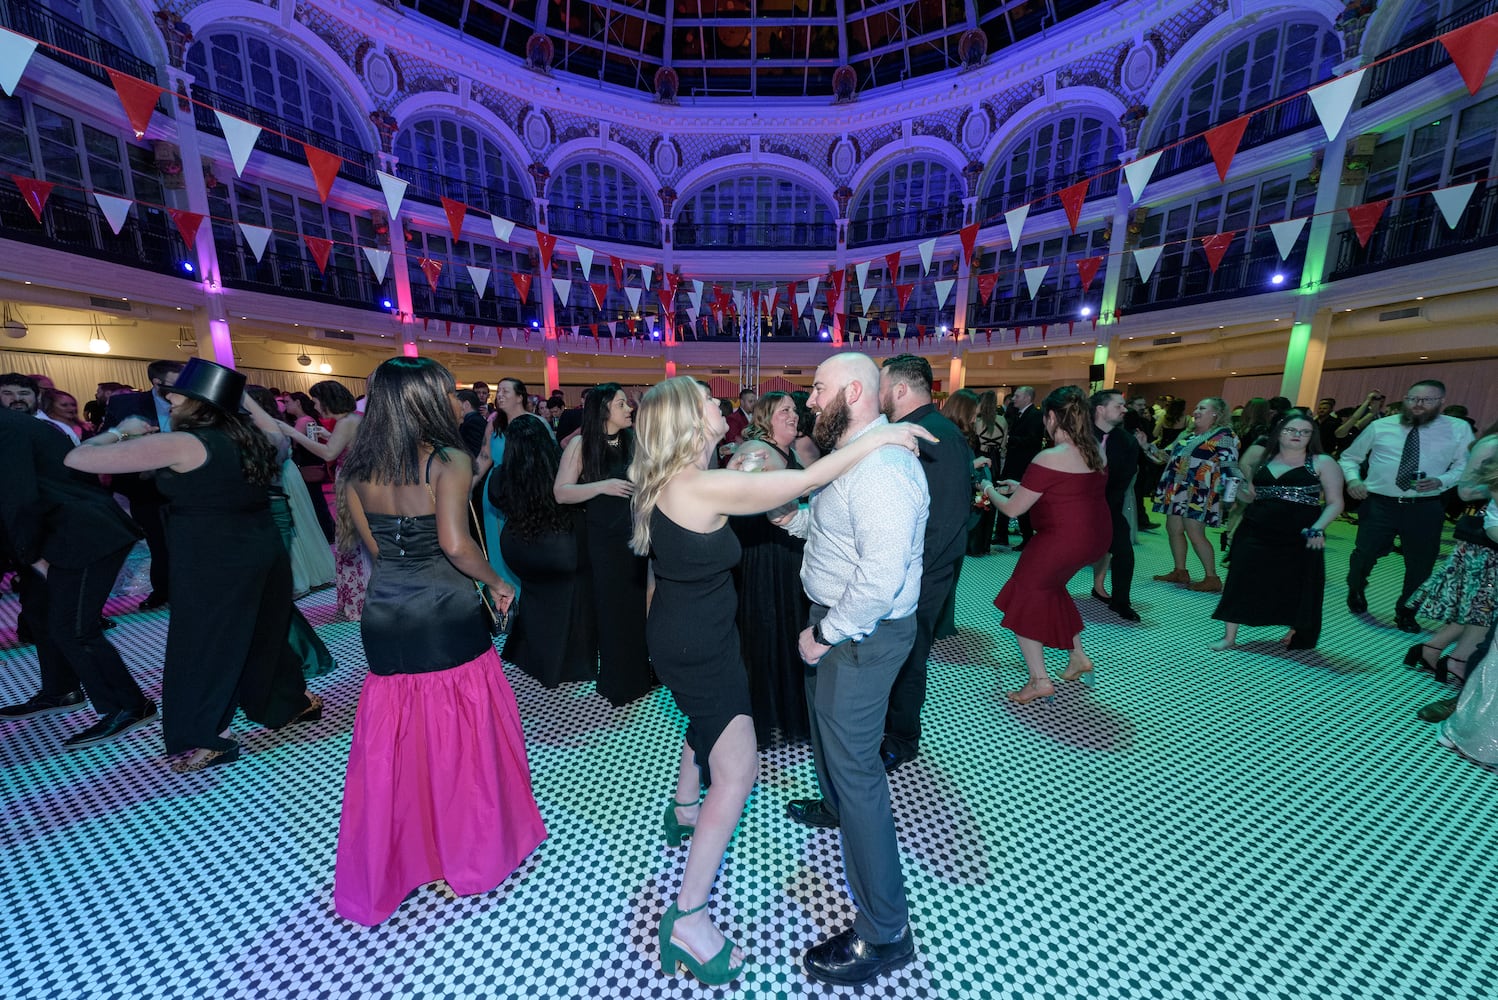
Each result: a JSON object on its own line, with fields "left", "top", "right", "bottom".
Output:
{"left": 654, "top": 139, "right": 678, "bottom": 176}
{"left": 363, "top": 50, "right": 397, "bottom": 100}
{"left": 961, "top": 109, "right": 989, "bottom": 152}
{"left": 831, "top": 138, "right": 855, "bottom": 176}
{"left": 1122, "top": 43, "right": 1156, "bottom": 95}
{"left": 523, "top": 111, "right": 551, "bottom": 152}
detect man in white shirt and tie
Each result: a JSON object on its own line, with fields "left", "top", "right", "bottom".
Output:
{"left": 1338, "top": 379, "right": 1474, "bottom": 631}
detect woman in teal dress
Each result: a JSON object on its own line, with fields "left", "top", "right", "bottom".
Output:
{"left": 477, "top": 377, "right": 551, "bottom": 596}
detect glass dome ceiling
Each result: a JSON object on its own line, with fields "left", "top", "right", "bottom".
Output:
{"left": 400, "top": 0, "right": 1106, "bottom": 100}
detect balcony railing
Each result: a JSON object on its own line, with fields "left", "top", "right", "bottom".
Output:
{"left": 673, "top": 220, "right": 838, "bottom": 250}
{"left": 548, "top": 205, "right": 661, "bottom": 248}
{"left": 218, "top": 245, "right": 385, "bottom": 311}
{"left": 979, "top": 168, "right": 1121, "bottom": 224}
{"left": 0, "top": 187, "right": 183, "bottom": 277}
{"left": 410, "top": 282, "right": 526, "bottom": 327}
{"left": 1329, "top": 182, "right": 1498, "bottom": 280}
{"left": 1149, "top": 92, "right": 1319, "bottom": 183}
{"left": 0, "top": 0, "right": 157, "bottom": 87}
{"left": 192, "top": 85, "right": 377, "bottom": 188}
{"left": 1117, "top": 236, "right": 1301, "bottom": 314}
{"left": 1364, "top": 0, "right": 1498, "bottom": 105}
{"left": 389, "top": 161, "right": 534, "bottom": 226}
{"left": 848, "top": 203, "right": 966, "bottom": 248}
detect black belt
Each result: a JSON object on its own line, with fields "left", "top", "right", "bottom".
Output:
{"left": 1371, "top": 494, "right": 1442, "bottom": 504}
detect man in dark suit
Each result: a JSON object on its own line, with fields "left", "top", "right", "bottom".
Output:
{"left": 101, "top": 359, "right": 181, "bottom": 610}
{"left": 876, "top": 355, "right": 974, "bottom": 772}
{"left": 456, "top": 389, "right": 487, "bottom": 457}
{"left": 1090, "top": 389, "right": 1143, "bottom": 621}
{"left": 1001, "top": 385, "right": 1043, "bottom": 548}
{"left": 0, "top": 395, "right": 154, "bottom": 746}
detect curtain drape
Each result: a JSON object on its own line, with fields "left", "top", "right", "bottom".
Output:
{"left": 0, "top": 351, "right": 364, "bottom": 400}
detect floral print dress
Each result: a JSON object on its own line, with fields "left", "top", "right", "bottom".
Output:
{"left": 1152, "top": 426, "right": 1238, "bottom": 527}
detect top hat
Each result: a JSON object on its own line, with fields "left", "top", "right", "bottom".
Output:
{"left": 171, "top": 358, "right": 245, "bottom": 413}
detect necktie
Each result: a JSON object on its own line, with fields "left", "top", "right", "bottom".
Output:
{"left": 1396, "top": 427, "right": 1420, "bottom": 491}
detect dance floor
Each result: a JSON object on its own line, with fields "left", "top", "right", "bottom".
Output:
{"left": 2, "top": 521, "right": 1495, "bottom": 999}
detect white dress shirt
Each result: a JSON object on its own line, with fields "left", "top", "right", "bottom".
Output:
{"left": 34, "top": 411, "right": 80, "bottom": 445}
{"left": 1338, "top": 414, "right": 1475, "bottom": 498}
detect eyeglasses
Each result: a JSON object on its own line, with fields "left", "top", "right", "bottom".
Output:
{"left": 1281, "top": 428, "right": 1314, "bottom": 437}
{"left": 1404, "top": 396, "right": 1443, "bottom": 405}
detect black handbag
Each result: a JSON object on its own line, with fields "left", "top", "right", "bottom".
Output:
{"left": 1453, "top": 510, "right": 1498, "bottom": 550}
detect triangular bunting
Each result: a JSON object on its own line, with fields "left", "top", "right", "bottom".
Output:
{"left": 419, "top": 256, "right": 443, "bottom": 292}
{"left": 303, "top": 144, "right": 342, "bottom": 202}
{"left": 806, "top": 276, "right": 821, "bottom": 304}
{"left": 1200, "top": 231, "right": 1237, "bottom": 274}
{"left": 362, "top": 245, "right": 390, "bottom": 282}
{"left": 511, "top": 272, "right": 532, "bottom": 302}
{"left": 304, "top": 235, "right": 333, "bottom": 274}
{"left": 1075, "top": 256, "right": 1102, "bottom": 293}
{"left": 1439, "top": 13, "right": 1498, "bottom": 95}
{"left": 884, "top": 251, "right": 901, "bottom": 278}
{"left": 1123, "top": 151, "right": 1161, "bottom": 204}
{"left": 106, "top": 69, "right": 163, "bottom": 139}
{"left": 590, "top": 281, "right": 609, "bottom": 310}
{"left": 0, "top": 28, "right": 38, "bottom": 97}
{"left": 959, "top": 222, "right": 980, "bottom": 266}
{"left": 895, "top": 283, "right": 914, "bottom": 311}
{"left": 1346, "top": 200, "right": 1388, "bottom": 248}
{"left": 168, "top": 208, "right": 204, "bottom": 251}
{"left": 976, "top": 272, "right": 998, "bottom": 305}
{"left": 1058, "top": 179, "right": 1089, "bottom": 233}
{"left": 440, "top": 197, "right": 467, "bottom": 240}
{"left": 1204, "top": 116, "right": 1250, "bottom": 182}
{"left": 239, "top": 222, "right": 272, "bottom": 263}
{"left": 934, "top": 278, "right": 955, "bottom": 309}
{"left": 857, "top": 317, "right": 870, "bottom": 336}
{"left": 376, "top": 171, "right": 408, "bottom": 220}
{"left": 536, "top": 232, "right": 557, "bottom": 270}
{"left": 813, "top": 307, "right": 825, "bottom": 331}
{"left": 93, "top": 193, "right": 132, "bottom": 236}
{"left": 795, "top": 291, "right": 812, "bottom": 315}
{"left": 1308, "top": 70, "right": 1365, "bottom": 142}
{"left": 576, "top": 245, "right": 595, "bottom": 281}
{"left": 1432, "top": 182, "right": 1478, "bottom": 229}
{"left": 1023, "top": 265, "right": 1049, "bottom": 300}
{"left": 640, "top": 264, "right": 654, "bottom": 289}
{"left": 917, "top": 238, "right": 937, "bottom": 274}
{"left": 1004, "top": 204, "right": 1029, "bottom": 249}
{"left": 1133, "top": 245, "right": 1163, "bottom": 282}
{"left": 214, "top": 111, "right": 262, "bottom": 178}
{"left": 611, "top": 255, "right": 625, "bottom": 289}
{"left": 1269, "top": 218, "right": 1307, "bottom": 260}
{"left": 897, "top": 322, "right": 907, "bottom": 339}
{"left": 466, "top": 265, "right": 490, "bottom": 297}
{"left": 855, "top": 259, "right": 872, "bottom": 291}
{"left": 666, "top": 272, "right": 681, "bottom": 294}
{"left": 551, "top": 276, "right": 571, "bottom": 306}
{"left": 490, "top": 215, "right": 515, "bottom": 242}
{"left": 859, "top": 285, "right": 877, "bottom": 313}
{"left": 625, "top": 286, "right": 642, "bottom": 311}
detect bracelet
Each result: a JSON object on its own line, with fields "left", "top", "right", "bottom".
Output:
{"left": 1301, "top": 528, "right": 1324, "bottom": 538}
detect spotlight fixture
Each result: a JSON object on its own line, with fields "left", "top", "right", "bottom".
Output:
{"left": 1270, "top": 273, "right": 1285, "bottom": 285}
{"left": 381, "top": 298, "right": 394, "bottom": 309}
{"left": 1079, "top": 307, "right": 1092, "bottom": 317}
{"left": 180, "top": 260, "right": 195, "bottom": 274}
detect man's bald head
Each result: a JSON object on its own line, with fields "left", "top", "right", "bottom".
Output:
{"left": 809, "top": 352, "right": 882, "bottom": 450}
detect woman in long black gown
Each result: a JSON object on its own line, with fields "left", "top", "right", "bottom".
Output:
{"left": 554, "top": 383, "right": 652, "bottom": 705}
{"left": 496, "top": 414, "right": 598, "bottom": 687}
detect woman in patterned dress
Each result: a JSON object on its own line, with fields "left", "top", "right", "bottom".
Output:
{"left": 1146, "top": 398, "right": 1238, "bottom": 592}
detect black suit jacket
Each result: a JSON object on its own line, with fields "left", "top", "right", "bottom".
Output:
{"left": 898, "top": 404, "right": 974, "bottom": 579}
{"left": 101, "top": 391, "right": 168, "bottom": 505}
{"left": 1003, "top": 405, "right": 1044, "bottom": 479}
{"left": 0, "top": 409, "right": 142, "bottom": 569}
{"left": 1095, "top": 423, "right": 1141, "bottom": 514}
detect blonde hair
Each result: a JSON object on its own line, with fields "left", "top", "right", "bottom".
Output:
{"left": 629, "top": 376, "right": 713, "bottom": 555}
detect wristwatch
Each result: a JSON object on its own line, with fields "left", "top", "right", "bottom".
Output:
{"left": 812, "top": 621, "right": 835, "bottom": 646}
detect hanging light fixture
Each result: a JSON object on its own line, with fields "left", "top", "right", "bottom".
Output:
{"left": 2, "top": 302, "right": 26, "bottom": 338}
{"left": 318, "top": 361, "right": 332, "bottom": 374}
{"left": 296, "top": 347, "right": 312, "bottom": 367}
{"left": 87, "top": 314, "right": 111, "bottom": 354}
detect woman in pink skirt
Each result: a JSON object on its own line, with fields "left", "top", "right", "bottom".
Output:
{"left": 333, "top": 356, "right": 543, "bottom": 925}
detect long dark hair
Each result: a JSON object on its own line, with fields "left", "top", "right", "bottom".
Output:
{"left": 1042, "top": 385, "right": 1105, "bottom": 472}
{"left": 170, "top": 398, "right": 278, "bottom": 485}
{"left": 286, "top": 391, "right": 315, "bottom": 419}
{"left": 580, "top": 381, "right": 632, "bottom": 483}
{"left": 309, "top": 379, "right": 356, "bottom": 417}
{"left": 340, "top": 356, "right": 465, "bottom": 486}
{"left": 495, "top": 415, "right": 570, "bottom": 540}
{"left": 1262, "top": 409, "right": 1323, "bottom": 463}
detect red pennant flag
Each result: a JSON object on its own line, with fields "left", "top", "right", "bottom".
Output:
{"left": 1091, "top": 317, "right": 1099, "bottom": 331}
{"left": 1200, "top": 231, "right": 1237, "bottom": 274}
{"left": 610, "top": 255, "right": 625, "bottom": 290}
{"left": 303, "top": 234, "right": 333, "bottom": 273}
{"left": 168, "top": 208, "right": 204, "bottom": 251}
{"left": 524, "top": 328, "right": 531, "bottom": 343}
{"left": 536, "top": 232, "right": 557, "bottom": 270}
{"left": 1058, "top": 180, "right": 1089, "bottom": 234}
{"left": 786, "top": 280, "right": 799, "bottom": 304}
{"left": 303, "top": 144, "right": 342, "bottom": 202}
{"left": 444, "top": 320, "right": 452, "bottom": 337}
{"left": 976, "top": 272, "right": 999, "bottom": 305}
{"left": 1075, "top": 256, "right": 1103, "bottom": 293}
{"left": 1013, "top": 326, "right": 1022, "bottom": 343}
{"left": 106, "top": 70, "right": 163, "bottom": 139}
{"left": 419, "top": 256, "right": 443, "bottom": 292}
{"left": 590, "top": 323, "right": 599, "bottom": 339}
{"left": 1068, "top": 321, "right": 1075, "bottom": 337}
{"left": 11, "top": 176, "right": 53, "bottom": 222}
{"left": 511, "top": 272, "right": 532, "bottom": 302}
{"left": 1041, "top": 324, "right": 1048, "bottom": 341}
{"left": 884, "top": 251, "right": 901, "bottom": 278}
{"left": 625, "top": 318, "right": 636, "bottom": 334}
{"left": 917, "top": 324, "right": 926, "bottom": 343}
{"left": 895, "top": 283, "right": 914, "bottom": 311}
{"left": 658, "top": 289, "right": 674, "bottom": 312}
{"left": 985, "top": 330, "right": 992, "bottom": 344}
{"left": 958, "top": 222, "right": 980, "bottom": 266}
{"left": 590, "top": 281, "right": 609, "bottom": 310}
{"left": 711, "top": 284, "right": 724, "bottom": 303}
{"left": 665, "top": 272, "right": 680, "bottom": 294}
{"left": 439, "top": 197, "right": 467, "bottom": 240}
{"left": 468, "top": 325, "right": 475, "bottom": 341}
{"left": 1204, "top": 116, "right": 1251, "bottom": 182}
{"left": 423, "top": 317, "right": 430, "bottom": 332}
{"left": 1440, "top": 13, "right": 1498, "bottom": 95}
{"left": 1347, "top": 199, "right": 1389, "bottom": 248}
{"left": 828, "top": 268, "right": 845, "bottom": 301}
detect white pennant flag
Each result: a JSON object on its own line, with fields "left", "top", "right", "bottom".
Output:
{"left": 897, "top": 322, "right": 907, "bottom": 339}
{"left": 362, "top": 246, "right": 390, "bottom": 282}
{"left": 1309, "top": 69, "right": 1365, "bottom": 142}
{"left": 795, "top": 291, "right": 812, "bottom": 316}
{"left": 214, "top": 111, "right": 262, "bottom": 178}
{"left": 918, "top": 238, "right": 937, "bottom": 274}
{"left": 692, "top": 279, "right": 705, "bottom": 297}
{"left": 1132, "top": 245, "right": 1163, "bottom": 282}
{"left": 640, "top": 264, "right": 654, "bottom": 288}
{"left": 855, "top": 260, "right": 871, "bottom": 291}
{"left": 732, "top": 289, "right": 746, "bottom": 316}
{"left": 1004, "top": 205, "right": 1030, "bottom": 249}
{"left": 625, "top": 286, "right": 643, "bottom": 311}
{"left": 934, "top": 278, "right": 955, "bottom": 309}
{"left": 1270, "top": 218, "right": 1308, "bottom": 260}
{"left": 239, "top": 223, "right": 272, "bottom": 263}
{"left": 0, "top": 28, "right": 38, "bottom": 97}
{"left": 1123, "top": 151, "right": 1162, "bottom": 204}
{"left": 552, "top": 277, "right": 571, "bottom": 306}
{"left": 775, "top": 306, "right": 785, "bottom": 326}
{"left": 686, "top": 286, "right": 703, "bottom": 312}
{"left": 376, "top": 171, "right": 408, "bottom": 220}
{"left": 490, "top": 216, "right": 515, "bottom": 242}
{"left": 1432, "top": 182, "right": 1478, "bottom": 229}
{"left": 765, "top": 290, "right": 778, "bottom": 314}
{"left": 466, "top": 266, "right": 490, "bottom": 297}
{"left": 859, "top": 285, "right": 878, "bottom": 313}
{"left": 805, "top": 276, "right": 820, "bottom": 303}
{"left": 575, "top": 245, "right": 594, "bottom": 280}
{"left": 93, "top": 193, "right": 133, "bottom": 235}
{"left": 1023, "top": 265, "right": 1049, "bottom": 300}
{"left": 857, "top": 316, "right": 870, "bottom": 336}
{"left": 686, "top": 306, "right": 699, "bottom": 325}
{"left": 813, "top": 307, "right": 826, "bottom": 331}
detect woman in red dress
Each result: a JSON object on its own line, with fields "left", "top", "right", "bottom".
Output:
{"left": 982, "top": 386, "right": 1111, "bottom": 703}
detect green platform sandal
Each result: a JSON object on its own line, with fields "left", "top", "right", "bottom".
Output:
{"left": 658, "top": 900, "right": 744, "bottom": 985}
{"left": 663, "top": 798, "right": 698, "bottom": 847}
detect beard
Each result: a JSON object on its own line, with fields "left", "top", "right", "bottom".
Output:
{"left": 812, "top": 388, "right": 852, "bottom": 453}
{"left": 1401, "top": 408, "right": 1439, "bottom": 427}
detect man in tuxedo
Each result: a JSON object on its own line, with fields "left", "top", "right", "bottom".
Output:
{"left": 101, "top": 359, "right": 181, "bottom": 610}
{"left": 0, "top": 394, "right": 153, "bottom": 745}
{"left": 1090, "top": 389, "right": 1143, "bottom": 621}
{"left": 456, "top": 389, "right": 487, "bottom": 457}
{"left": 876, "top": 354, "right": 973, "bottom": 772}
{"left": 1001, "top": 386, "right": 1043, "bottom": 548}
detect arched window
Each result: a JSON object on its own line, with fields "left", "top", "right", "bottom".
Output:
{"left": 674, "top": 174, "right": 836, "bottom": 249}
{"left": 393, "top": 117, "right": 532, "bottom": 224}
{"left": 548, "top": 160, "right": 659, "bottom": 248}
{"left": 1366, "top": 0, "right": 1485, "bottom": 102}
{"left": 982, "top": 112, "right": 1123, "bottom": 218}
{"left": 969, "top": 225, "right": 1113, "bottom": 329}
{"left": 849, "top": 158, "right": 964, "bottom": 248}
{"left": 40, "top": 0, "right": 139, "bottom": 54}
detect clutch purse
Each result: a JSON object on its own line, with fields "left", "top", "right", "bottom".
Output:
{"left": 468, "top": 498, "right": 514, "bottom": 634}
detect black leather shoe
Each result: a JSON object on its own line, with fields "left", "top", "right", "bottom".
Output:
{"left": 63, "top": 702, "right": 158, "bottom": 748}
{"left": 804, "top": 925, "right": 914, "bottom": 987}
{"left": 1346, "top": 589, "right": 1368, "bottom": 614}
{"left": 880, "top": 747, "right": 917, "bottom": 774}
{"left": 1395, "top": 608, "right": 1420, "bottom": 633}
{"left": 137, "top": 593, "right": 168, "bottom": 611}
{"left": 786, "top": 798, "right": 839, "bottom": 829}
{"left": 0, "top": 690, "right": 86, "bottom": 720}
{"left": 1417, "top": 697, "right": 1459, "bottom": 723}
{"left": 1111, "top": 604, "right": 1142, "bottom": 622}
{"left": 99, "top": 617, "right": 117, "bottom": 630}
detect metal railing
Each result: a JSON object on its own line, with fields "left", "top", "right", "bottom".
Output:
{"left": 0, "top": 0, "right": 157, "bottom": 87}
{"left": 979, "top": 168, "right": 1121, "bottom": 224}
{"left": 1117, "top": 236, "right": 1300, "bottom": 313}
{"left": 1364, "top": 0, "right": 1498, "bottom": 104}
{"left": 192, "top": 85, "right": 377, "bottom": 188}
{"left": 673, "top": 220, "right": 838, "bottom": 249}
{"left": 0, "top": 186, "right": 183, "bottom": 277}
{"left": 1149, "top": 93, "right": 1319, "bottom": 182}
{"left": 847, "top": 203, "right": 966, "bottom": 248}
{"left": 389, "top": 161, "right": 534, "bottom": 226}
{"left": 409, "top": 281, "right": 525, "bottom": 327}
{"left": 1329, "top": 182, "right": 1498, "bottom": 279}
{"left": 548, "top": 205, "right": 661, "bottom": 247}
{"left": 217, "top": 245, "right": 384, "bottom": 310}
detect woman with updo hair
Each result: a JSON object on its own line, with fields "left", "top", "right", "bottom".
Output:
{"left": 981, "top": 385, "right": 1111, "bottom": 703}
{"left": 1146, "top": 397, "right": 1239, "bottom": 592}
